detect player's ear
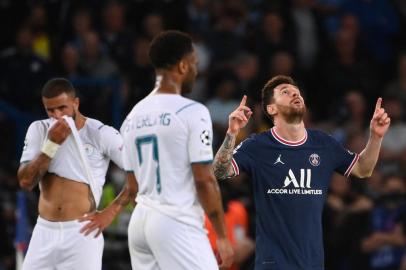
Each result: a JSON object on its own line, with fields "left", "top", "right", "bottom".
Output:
{"left": 267, "top": 104, "right": 277, "bottom": 117}
{"left": 73, "top": 97, "right": 80, "bottom": 110}
{"left": 178, "top": 59, "right": 188, "bottom": 75}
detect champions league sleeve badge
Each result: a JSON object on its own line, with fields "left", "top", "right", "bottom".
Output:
{"left": 200, "top": 130, "right": 211, "bottom": 146}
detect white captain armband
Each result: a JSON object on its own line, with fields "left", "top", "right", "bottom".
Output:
{"left": 41, "top": 139, "right": 60, "bottom": 158}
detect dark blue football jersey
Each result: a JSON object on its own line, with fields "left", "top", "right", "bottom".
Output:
{"left": 232, "top": 128, "right": 359, "bottom": 270}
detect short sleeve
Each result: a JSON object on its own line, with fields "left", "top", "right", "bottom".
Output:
{"left": 329, "top": 135, "right": 359, "bottom": 177}
{"left": 20, "top": 121, "right": 47, "bottom": 163}
{"left": 100, "top": 125, "right": 124, "bottom": 169}
{"left": 121, "top": 139, "right": 135, "bottom": 173}
{"left": 186, "top": 104, "right": 214, "bottom": 163}
{"left": 232, "top": 136, "right": 256, "bottom": 176}
{"left": 119, "top": 118, "right": 133, "bottom": 172}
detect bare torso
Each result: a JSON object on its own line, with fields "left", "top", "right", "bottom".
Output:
{"left": 39, "top": 173, "right": 95, "bottom": 221}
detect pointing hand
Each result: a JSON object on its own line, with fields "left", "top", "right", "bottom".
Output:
{"left": 228, "top": 95, "right": 252, "bottom": 135}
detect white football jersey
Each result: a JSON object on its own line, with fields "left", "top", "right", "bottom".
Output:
{"left": 20, "top": 117, "right": 124, "bottom": 206}
{"left": 120, "top": 94, "right": 213, "bottom": 227}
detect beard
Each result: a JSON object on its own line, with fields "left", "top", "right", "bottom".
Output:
{"left": 276, "top": 104, "right": 306, "bottom": 124}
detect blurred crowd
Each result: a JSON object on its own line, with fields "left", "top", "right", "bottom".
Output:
{"left": 1, "top": 0, "right": 406, "bottom": 269}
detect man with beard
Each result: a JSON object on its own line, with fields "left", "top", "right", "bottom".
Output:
{"left": 120, "top": 30, "right": 233, "bottom": 270}
{"left": 18, "top": 78, "right": 137, "bottom": 270}
{"left": 213, "top": 75, "right": 391, "bottom": 270}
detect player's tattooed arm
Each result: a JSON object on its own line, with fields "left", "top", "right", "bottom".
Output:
{"left": 213, "top": 95, "right": 252, "bottom": 180}
{"left": 18, "top": 119, "right": 71, "bottom": 191}
{"left": 213, "top": 132, "right": 237, "bottom": 180}
{"left": 17, "top": 154, "right": 52, "bottom": 191}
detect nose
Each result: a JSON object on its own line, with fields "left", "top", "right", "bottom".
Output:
{"left": 292, "top": 91, "right": 298, "bottom": 98}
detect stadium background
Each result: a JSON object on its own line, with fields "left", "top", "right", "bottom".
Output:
{"left": 1, "top": 0, "right": 406, "bottom": 269}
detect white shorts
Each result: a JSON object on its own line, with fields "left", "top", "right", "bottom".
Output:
{"left": 128, "top": 204, "right": 218, "bottom": 270}
{"left": 22, "top": 216, "right": 104, "bottom": 270}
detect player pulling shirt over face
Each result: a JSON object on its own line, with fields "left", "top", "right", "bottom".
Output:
{"left": 17, "top": 78, "right": 135, "bottom": 270}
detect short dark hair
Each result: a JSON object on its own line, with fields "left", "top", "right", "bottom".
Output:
{"left": 148, "top": 30, "right": 193, "bottom": 69}
{"left": 261, "top": 75, "right": 296, "bottom": 119}
{"left": 41, "top": 78, "right": 76, "bottom": 98}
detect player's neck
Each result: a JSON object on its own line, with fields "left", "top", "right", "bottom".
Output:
{"left": 153, "top": 73, "right": 182, "bottom": 95}
{"left": 273, "top": 121, "right": 305, "bottom": 142}
{"left": 74, "top": 113, "right": 86, "bottom": 130}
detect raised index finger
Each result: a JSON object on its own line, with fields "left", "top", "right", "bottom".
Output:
{"left": 375, "top": 97, "right": 382, "bottom": 112}
{"left": 240, "top": 95, "right": 247, "bottom": 107}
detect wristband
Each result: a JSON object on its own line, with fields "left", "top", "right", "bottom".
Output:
{"left": 41, "top": 139, "right": 60, "bottom": 158}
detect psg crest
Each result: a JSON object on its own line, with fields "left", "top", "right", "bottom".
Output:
{"left": 309, "top": 153, "right": 320, "bottom": 166}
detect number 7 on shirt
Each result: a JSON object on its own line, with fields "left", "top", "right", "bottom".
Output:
{"left": 136, "top": 134, "right": 161, "bottom": 193}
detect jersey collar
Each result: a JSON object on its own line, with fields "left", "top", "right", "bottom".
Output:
{"left": 270, "top": 127, "right": 308, "bottom": 146}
